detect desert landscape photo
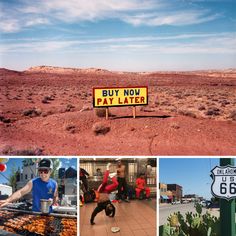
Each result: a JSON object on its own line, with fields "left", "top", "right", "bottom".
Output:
{"left": 1, "top": 66, "right": 236, "bottom": 155}
{"left": 0, "top": 0, "right": 235, "bottom": 155}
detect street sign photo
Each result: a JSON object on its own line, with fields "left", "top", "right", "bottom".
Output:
{"left": 211, "top": 165, "right": 236, "bottom": 201}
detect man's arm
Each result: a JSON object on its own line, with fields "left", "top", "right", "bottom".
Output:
{"left": 0, "top": 181, "right": 33, "bottom": 208}
{"left": 53, "top": 183, "right": 59, "bottom": 205}
{"left": 82, "top": 168, "right": 89, "bottom": 177}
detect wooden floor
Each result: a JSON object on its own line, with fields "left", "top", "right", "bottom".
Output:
{"left": 80, "top": 199, "right": 157, "bottom": 236}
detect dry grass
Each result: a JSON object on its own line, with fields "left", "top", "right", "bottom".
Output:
{"left": 151, "top": 86, "right": 236, "bottom": 121}
{"left": 92, "top": 122, "right": 110, "bottom": 135}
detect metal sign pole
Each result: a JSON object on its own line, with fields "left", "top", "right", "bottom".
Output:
{"left": 220, "top": 158, "right": 235, "bottom": 236}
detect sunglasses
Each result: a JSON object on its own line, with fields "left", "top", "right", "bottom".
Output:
{"left": 39, "top": 169, "right": 49, "bottom": 174}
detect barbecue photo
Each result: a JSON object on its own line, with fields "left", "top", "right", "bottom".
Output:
{"left": 80, "top": 157, "right": 157, "bottom": 236}
{"left": 0, "top": 157, "right": 77, "bottom": 236}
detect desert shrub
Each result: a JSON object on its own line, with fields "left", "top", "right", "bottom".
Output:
{"left": 65, "top": 104, "right": 75, "bottom": 112}
{"left": 42, "top": 97, "right": 49, "bottom": 104}
{"left": 64, "top": 123, "right": 76, "bottom": 133}
{"left": 170, "top": 122, "right": 180, "bottom": 129}
{"left": 92, "top": 122, "right": 110, "bottom": 135}
{"left": 0, "top": 115, "right": 11, "bottom": 123}
{"left": 80, "top": 105, "right": 93, "bottom": 112}
{"left": 205, "top": 107, "right": 220, "bottom": 116}
{"left": 1, "top": 146, "right": 44, "bottom": 155}
{"left": 229, "top": 110, "right": 236, "bottom": 121}
{"left": 42, "top": 95, "right": 54, "bottom": 104}
{"left": 220, "top": 100, "right": 230, "bottom": 106}
{"left": 178, "top": 110, "right": 197, "bottom": 118}
{"left": 41, "top": 110, "right": 54, "bottom": 117}
{"left": 198, "top": 105, "right": 206, "bottom": 111}
{"left": 22, "top": 108, "right": 42, "bottom": 117}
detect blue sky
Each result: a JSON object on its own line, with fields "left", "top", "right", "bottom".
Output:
{"left": 0, "top": 158, "right": 77, "bottom": 184}
{"left": 159, "top": 158, "right": 236, "bottom": 200}
{"left": 0, "top": 0, "right": 235, "bottom": 71}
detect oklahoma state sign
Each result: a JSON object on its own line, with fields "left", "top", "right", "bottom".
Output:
{"left": 93, "top": 86, "right": 148, "bottom": 107}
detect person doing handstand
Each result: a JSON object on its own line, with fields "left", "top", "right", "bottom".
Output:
{"left": 90, "top": 163, "right": 118, "bottom": 225}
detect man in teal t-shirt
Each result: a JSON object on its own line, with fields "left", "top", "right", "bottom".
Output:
{"left": 0, "top": 158, "right": 58, "bottom": 212}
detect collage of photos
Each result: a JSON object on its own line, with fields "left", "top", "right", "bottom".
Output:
{"left": 1, "top": 1, "right": 236, "bottom": 236}
{"left": 1, "top": 157, "right": 236, "bottom": 235}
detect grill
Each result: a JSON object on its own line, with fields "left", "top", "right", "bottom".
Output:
{"left": 0, "top": 208, "right": 77, "bottom": 236}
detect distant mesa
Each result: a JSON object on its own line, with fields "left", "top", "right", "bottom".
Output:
{"left": 0, "top": 66, "right": 236, "bottom": 77}
{"left": 26, "top": 65, "right": 114, "bottom": 74}
{"left": 0, "top": 68, "right": 22, "bottom": 76}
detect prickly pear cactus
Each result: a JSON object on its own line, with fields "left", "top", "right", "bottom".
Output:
{"left": 161, "top": 203, "right": 220, "bottom": 236}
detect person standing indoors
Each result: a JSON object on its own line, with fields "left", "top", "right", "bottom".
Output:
{"left": 80, "top": 167, "right": 89, "bottom": 192}
{"left": 116, "top": 160, "right": 130, "bottom": 203}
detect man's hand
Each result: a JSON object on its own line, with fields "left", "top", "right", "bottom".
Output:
{"left": 0, "top": 200, "right": 10, "bottom": 208}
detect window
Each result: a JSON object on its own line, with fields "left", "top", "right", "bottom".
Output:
{"left": 25, "top": 174, "right": 27, "bottom": 180}
{"left": 31, "top": 174, "right": 34, "bottom": 179}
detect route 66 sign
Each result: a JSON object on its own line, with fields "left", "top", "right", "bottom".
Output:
{"left": 211, "top": 165, "right": 236, "bottom": 201}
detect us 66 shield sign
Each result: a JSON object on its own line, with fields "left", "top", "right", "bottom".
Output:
{"left": 211, "top": 165, "right": 236, "bottom": 201}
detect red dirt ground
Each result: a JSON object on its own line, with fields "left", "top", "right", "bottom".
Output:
{"left": 0, "top": 66, "right": 236, "bottom": 156}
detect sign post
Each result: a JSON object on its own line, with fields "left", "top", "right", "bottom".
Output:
{"left": 132, "top": 106, "right": 136, "bottom": 118}
{"left": 211, "top": 158, "right": 235, "bottom": 236}
{"left": 106, "top": 107, "right": 109, "bottom": 120}
{"left": 220, "top": 158, "right": 235, "bottom": 236}
{"left": 93, "top": 86, "right": 148, "bottom": 119}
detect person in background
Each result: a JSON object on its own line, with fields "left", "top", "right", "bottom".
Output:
{"left": 116, "top": 160, "right": 129, "bottom": 203}
{"left": 0, "top": 158, "right": 58, "bottom": 212}
{"left": 90, "top": 163, "right": 117, "bottom": 225}
{"left": 135, "top": 173, "right": 151, "bottom": 200}
{"left": 94, "top": 168, "right": 103, "bottom": 177}
{"left": 80, "top": 167, "right": 89, "bottom": 192}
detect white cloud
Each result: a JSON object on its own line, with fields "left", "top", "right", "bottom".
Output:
{"left": 25, "top": 18, "right": 50, "bottom": 27}
{"left": 1, "top": 32, "right": 235, "bottom": 54}
{"left": 123, "top": 11, "right": 220, "bottom": 26}
{"left": 0, "top": 0, "right": 221, "bottom": 33}
{"left": 0, "top": 19, "right": 21, "bottom": 33}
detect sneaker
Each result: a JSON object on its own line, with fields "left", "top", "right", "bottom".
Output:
{"left": 109, "top": 172, "right": 117, "bottom": 178}
{"left": 106, "top": 163, "right": 111, "bottom": 170}
{"left": 146, "top": 198, "right": 152, "bottom": 201}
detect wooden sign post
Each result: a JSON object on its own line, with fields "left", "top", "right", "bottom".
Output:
{"left": 93, "top": 86, "right": 148, "bottom": 119}
{"left": 106, "top": 107, "right": 109, "bottom": 120}
{"left": 132, "top": 106, "right": 136, "bottom": 118}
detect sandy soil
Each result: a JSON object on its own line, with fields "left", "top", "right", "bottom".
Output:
{"left": 0, "top": 66, "right": 236, "bottom": 155}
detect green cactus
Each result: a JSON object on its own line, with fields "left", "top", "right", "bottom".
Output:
{"left": 160, "top": 204, "right": 220, "bottom": 236}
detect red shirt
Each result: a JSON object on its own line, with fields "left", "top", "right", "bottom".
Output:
{"left": 136, "top": 178, "right": 146, "bottom": 189}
